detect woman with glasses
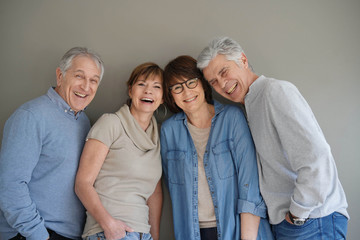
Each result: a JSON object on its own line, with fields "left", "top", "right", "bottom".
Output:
{"left": 160, "top": 55, "right": 274, "bottom": 240}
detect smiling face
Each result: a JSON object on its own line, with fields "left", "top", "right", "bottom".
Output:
{"left": 129, "top": 74, "right": 163, "bottom": 116}
{"left": 171, "top": 76, "right": 207, "bottom": 115}
{"left": 55, "top": 55, "right": 101, "bottom": 113}
{"left": 203, "top": 54, "right": 252, "bottom": 104}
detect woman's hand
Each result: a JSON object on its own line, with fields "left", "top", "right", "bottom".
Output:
{"left": 103, "top": 217, "right": 134, "bottom": 240}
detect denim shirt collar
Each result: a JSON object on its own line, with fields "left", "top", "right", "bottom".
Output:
{"left": 173, "top": 100, "right": 225, "bottom": 122}
{"left": 46, "top": 87, "right": 84, "bottom": 119}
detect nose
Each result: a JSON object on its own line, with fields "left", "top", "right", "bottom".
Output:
{"left": 218, "top": 77, "right": 227, "bottom": 89}
{"left": 144, "top": 85, "right": 152, "bottom": 94}
{"left": 81, "top": 79, "right": 90, "bottom": 91}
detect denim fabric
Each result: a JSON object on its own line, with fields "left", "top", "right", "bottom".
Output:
{"left": 271, "top": 212, "right": 348, "bottom": 240}
{"left": 85, "top": 231, "right": 152, "bottom": 240}
{"left": 160, "top": 101, "right": 274, "bottom": 240}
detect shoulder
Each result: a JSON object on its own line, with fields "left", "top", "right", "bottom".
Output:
{"left": 91, "top": 112, "right": 121, "bottom": 130}
{"left": 7, "top": 94, "right": 50, "bottom": 123}
{"left": 263, "top": 77, "right": 299, "bottom": 98}
{"left": 18, "top": 94, "right": 51, "bottom": 113}
{"left": 218, "top": 103, "right": 246, "bottom": 122}
{"left": 161, "top": 113, "right": 183, "bottom": 129}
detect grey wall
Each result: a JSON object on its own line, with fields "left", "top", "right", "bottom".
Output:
{"left": 1, "top": 0, "right": 359, "bottom": 239}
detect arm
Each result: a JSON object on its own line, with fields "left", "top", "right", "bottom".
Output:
{"left": 240, "top": 213, "right": 260, "bottom": 240}
{"left": 0, "top": 109, "right": 49, "bottom": 240}
{"left": 231, "top": 107, "right": 266, "bottom": 238}
{"left": 147, "top": 180, "right": 163, "bottom": 240}
{"left": 75, "top": 139, "right": 133, "bottom": 240}
{"left": 267, "top": 82, "right": 335, "bottom": 218}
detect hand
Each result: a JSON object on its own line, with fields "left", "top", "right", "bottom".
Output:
{"left": 103, "top": 218, "right": 134, "bottom": 240}
{"left": 285, "top": 212, "right": 293, "bottom": 224}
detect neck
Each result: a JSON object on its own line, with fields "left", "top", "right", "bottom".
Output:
{"left": 247, "top": 72, "right": 259, "bottom": 88}
{"left": 185, "top": 103, "right": 214, "bottom": 128}
{"left": 130, "top": 108, "right": 153, "bottom": 131}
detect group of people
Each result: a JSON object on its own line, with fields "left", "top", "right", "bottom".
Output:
{"left": 0, "top": 37, "right": 348, "bottom": 240}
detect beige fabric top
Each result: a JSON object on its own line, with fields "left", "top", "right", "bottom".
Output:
{"left": 82, "top": 104, "right": 162, "bottom": 237}
{"left": 187, "top": 122, "right": 217, "bottom": 228}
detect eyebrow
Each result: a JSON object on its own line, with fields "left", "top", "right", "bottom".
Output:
{"left": 219, "top": 66, "right": 227, "bottom": 75}
{"left": 74, "top": 69, "right": 100, "bottom": 80}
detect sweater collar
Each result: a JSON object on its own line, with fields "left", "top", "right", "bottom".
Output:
{"left": 46, "top": 87, "right": 84, "bottom": 119}
{"left": 115, "top": 104, "right": 159, "bottom": 151}
{"left": 245, "top": 75, "right": 267, "bottom": 105}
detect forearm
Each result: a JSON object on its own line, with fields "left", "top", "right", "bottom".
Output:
{"left": 147, "top": 180, "right": 163, "bottom": 240}
{"left": 240, "top": 213, "right": 260, "bottom": 240}
{"left": 75, "top": 181, "right": 116, "bottom": 231}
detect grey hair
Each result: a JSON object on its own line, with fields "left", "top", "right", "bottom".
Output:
{"left": 197, "top": 36, "right": 251, "bottom": 71}
{"left": 59, "top": 47, "right": 105, "bottom": 82}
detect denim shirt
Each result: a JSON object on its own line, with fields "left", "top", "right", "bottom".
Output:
{"left": 160, "top": 101, "right": 273, "bottom": 240}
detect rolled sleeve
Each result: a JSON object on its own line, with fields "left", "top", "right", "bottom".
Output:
{"left": 237, "top": 199, "right": 267, "bottom": 218}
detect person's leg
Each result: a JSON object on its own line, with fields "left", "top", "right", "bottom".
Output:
{"left": 200, "top": 227, "right": 218, "bottom": 240}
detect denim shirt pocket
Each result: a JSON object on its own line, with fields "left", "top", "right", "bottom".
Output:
{"left": 212, "top": 140, "right": 235, "bottom": 179}
{"left": 166, "top": 150, "right": 186, "bottom": 185}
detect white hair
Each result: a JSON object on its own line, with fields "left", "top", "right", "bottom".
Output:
{"left": 59, "top": 47, "right": 105, "bottom": 82}
{"left": 197, "top": 36, "right": 252, "bottom": 71}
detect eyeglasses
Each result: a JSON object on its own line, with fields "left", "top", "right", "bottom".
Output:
{"left": 169, "top": 78, "right": 199, "bottom": 94}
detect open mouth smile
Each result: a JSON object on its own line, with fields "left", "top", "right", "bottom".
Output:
{"left": 141, "top": 97, "right": 154, "bottom": 103}
{"left": 74, "top": 92, "right": 87, "bottom": 98}
{"left": 226, "top": 83, "right": 238, "bottom": 94}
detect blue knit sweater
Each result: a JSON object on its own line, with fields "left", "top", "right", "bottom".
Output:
{"left": 0, "top": 87, "right": 90, "bottom": 240}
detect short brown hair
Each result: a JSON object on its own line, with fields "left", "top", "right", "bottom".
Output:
{"left": 163, "top": 55, "right": 212, "bottom": 113}
{"left": 126, "top": 62, "right": 164, "bottom": 106}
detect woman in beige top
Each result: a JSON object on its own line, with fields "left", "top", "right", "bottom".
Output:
{"left": 75, "top": 63, "right": 164, "bottom": 240}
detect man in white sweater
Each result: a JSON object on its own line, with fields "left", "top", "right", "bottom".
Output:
{"left": 197, "top": 37, "right": 349, "bottom": 240}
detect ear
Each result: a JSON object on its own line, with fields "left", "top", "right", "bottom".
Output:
{"left": 128, "top": 87, "right": 132, "bottom": 99}
{"left": 56, "top": 67, "right": 63, "bottom": 87}
{"left": 240, "top": 53, "right": 249, "bottom": 69}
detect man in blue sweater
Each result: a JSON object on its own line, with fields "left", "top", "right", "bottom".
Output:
{"left": 0, "top": 47, "right": 104, "bottom": 240}
{"left": 197, "top": 37, "right": 349, "bottom": 239}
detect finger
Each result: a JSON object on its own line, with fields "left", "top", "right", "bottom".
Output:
{"left": 124, "top": 225, "right": 134, "bottom": 232}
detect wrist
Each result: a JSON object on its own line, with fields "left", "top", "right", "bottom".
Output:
{"left": 288, "top": 211, "right": 308, "bottom": 226}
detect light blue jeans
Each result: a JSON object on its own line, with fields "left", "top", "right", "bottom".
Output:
{"left": 271, "top": 212, "right": 348, "bottom": 240}
{"left": 85, "top": 231, "right": 153, "bottom": 240}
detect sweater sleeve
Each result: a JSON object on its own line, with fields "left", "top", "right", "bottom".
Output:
{"left": 0, "top": 109, "right": 49, "bottom": 240}
{"left": 230, "top": 107, "right": 267, "bottom": 218}
{"left": 267, "top": 81, "right": 335, "bottom": 219}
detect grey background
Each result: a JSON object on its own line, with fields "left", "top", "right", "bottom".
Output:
{"left": 0, "top": 0, "right": 359, "bottom": 239}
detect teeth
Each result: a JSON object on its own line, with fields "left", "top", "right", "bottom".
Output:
{"left": 75, "top": 92, "right": 86, "bottom": 97}
{"left": 226, "top": 83, "right": 237, "bottom": 94}
{"left": 184, "top": 96, "right": 196, "bottom": 102}
{"left": 141, "top": 98, "right": 154, "bottom": 103}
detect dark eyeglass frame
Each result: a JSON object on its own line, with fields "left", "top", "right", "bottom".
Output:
{"left": 169, "top": 78, "right": 199, "bottom": 94}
